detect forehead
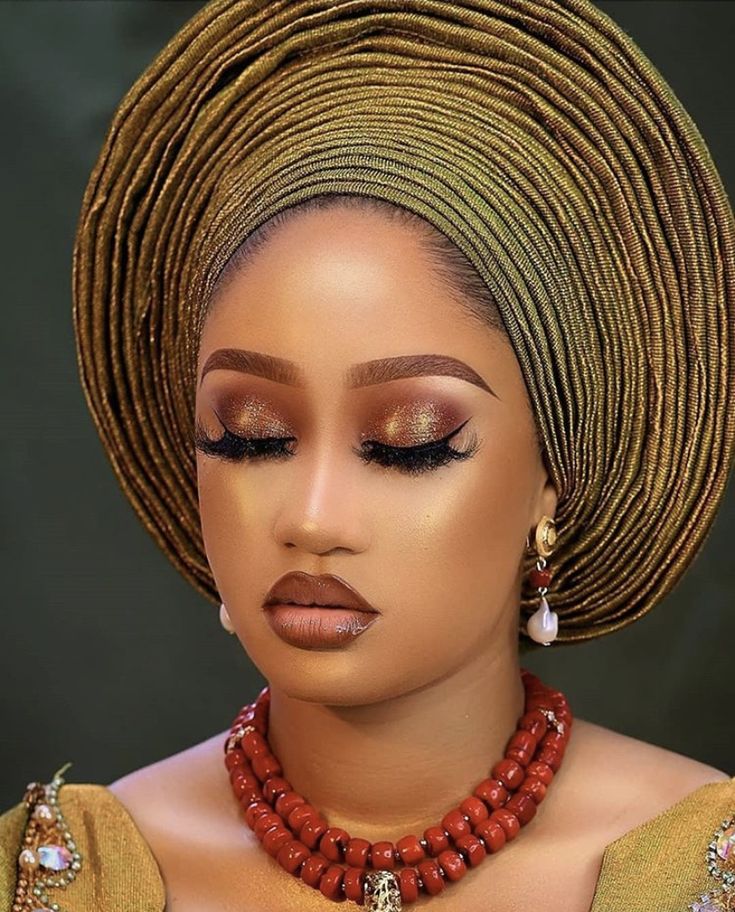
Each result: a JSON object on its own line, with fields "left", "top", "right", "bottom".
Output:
{"left": 197, "top": 205, "right": 512, "bottom": 393}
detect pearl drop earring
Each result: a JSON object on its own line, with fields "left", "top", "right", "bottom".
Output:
{"left": 525, "top": 515, "right": 559, "bottom": 646}
{"left": 219, "top": 602, "right": 236, "bottom": 635}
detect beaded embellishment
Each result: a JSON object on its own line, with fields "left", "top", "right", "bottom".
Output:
{"left": 688, "top": 814, "right": 735, "bottom": 911}
{"left": 12, "top": 762, "right": 83, "bottom": 912}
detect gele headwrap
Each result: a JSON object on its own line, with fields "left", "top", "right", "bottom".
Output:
{"left": 71, "top": 0, "right": 735, "bottom": 649}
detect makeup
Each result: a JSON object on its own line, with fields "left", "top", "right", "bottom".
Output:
{"left": 263, "top": 571, "right": 381, "bottom": 648}
{"left": 264, "top": 605, "right": 379, "bottom": 648}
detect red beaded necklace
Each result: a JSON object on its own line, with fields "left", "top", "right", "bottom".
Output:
{"left": 223, "top": 667, "right": 572, "bottom": 910}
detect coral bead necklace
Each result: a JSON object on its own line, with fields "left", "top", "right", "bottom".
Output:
{"left": 223, "top": 668, "right": 572, "bottom": 910}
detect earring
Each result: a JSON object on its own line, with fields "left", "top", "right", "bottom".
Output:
{"left": 219, "top": 602, "right": 236, "bottom": 635}
{"left": 525, "top": 515, "right": 559, "bottom": 646}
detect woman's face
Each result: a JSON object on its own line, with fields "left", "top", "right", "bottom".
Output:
{"left": 195, "top": 205, "right": 557, "bottom": 705}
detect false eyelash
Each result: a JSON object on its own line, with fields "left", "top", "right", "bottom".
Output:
{"left": 194, "top": 420, "right": 297, "bottom": 461}
{"left": 194, "top": 417, "right": 480, "bottom": 475}
{"left": 354, "top": 418, "right": 480, "bottom": 476}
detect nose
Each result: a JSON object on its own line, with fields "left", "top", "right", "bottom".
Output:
{"left": 271, "top": 437, "right": 369, "bottom": 556}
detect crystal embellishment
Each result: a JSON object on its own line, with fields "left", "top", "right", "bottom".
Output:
{"left": 38, "top": 844, "right": 73, "bottom": 871}
{"left": 717, "top": 826, "right": 735, "bottom": 865}
{"left": 689, "top": 815, "right": 735, "bottom": 911}
{"left": 12, "top": 762, "right": 83, "bottom": 912}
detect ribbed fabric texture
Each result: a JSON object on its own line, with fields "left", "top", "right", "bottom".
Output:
{"left": 71, "top": 0, "right": 735, "bottom": 647}
{"left": 1, "top": 778, "right": 733, "bottom": 909}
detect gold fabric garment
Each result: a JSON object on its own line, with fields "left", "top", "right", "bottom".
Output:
{"left": 1, "top": 776, "right": 734, "bottom": 911}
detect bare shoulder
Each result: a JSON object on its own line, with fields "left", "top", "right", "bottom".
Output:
{"left": 563, "top": 716, "right": 730, "bottom": 841}
{"left": 107, "top": 727, "right": 240, "bottom": 852}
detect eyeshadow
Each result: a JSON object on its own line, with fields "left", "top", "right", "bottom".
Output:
{"left": 211, "top": 393, "right": 292, "bottom": 437}
{"left": 364, "top": 400, "right": 462, "bottom": 446}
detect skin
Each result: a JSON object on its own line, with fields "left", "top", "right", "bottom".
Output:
{"left": 108, "top": 206, "right": 729, "bottom": 912}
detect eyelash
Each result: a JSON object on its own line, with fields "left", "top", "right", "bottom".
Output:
{"left": 194, "top": 417, "right": 480, "bottom": 476}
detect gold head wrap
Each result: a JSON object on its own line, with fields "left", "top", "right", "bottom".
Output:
{"left": 71, "top": 0, "right": 735, "bottom": 649}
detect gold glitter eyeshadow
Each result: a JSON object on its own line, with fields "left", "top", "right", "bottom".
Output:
{"left": 212, "top": 395, "right": 292, "bottom": 437}
{"left": 366, "top": 401, "right": 459, "bottom": 446}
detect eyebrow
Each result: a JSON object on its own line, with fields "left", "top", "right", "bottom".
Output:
{"left": 199, "top": 348, "right": 498, "bottom": 397}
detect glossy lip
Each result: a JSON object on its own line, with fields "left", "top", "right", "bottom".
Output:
{"left": 263, "top": 572, "right": 380, "bottom": 649}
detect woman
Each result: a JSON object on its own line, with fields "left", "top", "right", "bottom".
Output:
{"left": 2, "top": 1, "right": 734, "bottom": 910}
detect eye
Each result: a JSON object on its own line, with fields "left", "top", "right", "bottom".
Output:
{"left": 194, "top": 419, "right": 296, "bottom": 462}
{"left": 194, "top": 417, "right": 481, "bottom": 475}
{"left": 354, "top": 418, "right": 480, "bottom": 476}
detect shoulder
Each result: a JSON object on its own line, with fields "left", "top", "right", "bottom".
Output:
{"left": 565, "top": 719, "right": 733, "bottom": 910}
{"left": 106, "top": 729, "right": 257, "bottom": 905}
{"left": 0, "top": 767, "right": 166, "bottom": 912}
{"left": 566, "top": 717, "right": 730, "bottom": 835}
{"left": 106, "top": 728, "right": 237, "bottom": 847}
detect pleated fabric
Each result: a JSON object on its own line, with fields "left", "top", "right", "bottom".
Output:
{"left": 71, "top": 0, "right": 735, "bottom": 648}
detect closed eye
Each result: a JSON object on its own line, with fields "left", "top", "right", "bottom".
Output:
{"left": 194, "top": 417, "right": 480, "bottom": 476}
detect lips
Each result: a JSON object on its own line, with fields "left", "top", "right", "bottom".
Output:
{"left": 263, "top": 571, "right": 379, "bottom": 614}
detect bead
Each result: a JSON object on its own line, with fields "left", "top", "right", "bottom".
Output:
{"left": 345, "top": 837, "right": 370, "bottom": 867}
{"left": 287, "top": 803, "right": 317, "bottom": 830}
{"left": 300, "top": 853, "right": 330, "bottom": 888}
{"left": 262, "top": 825, "right": 292, "bottom": 858}
{"left": 423, "top": 826, "right": 450, "bottom": 856}
{"left": 241, "top": 730, "right": 269, "bottom": 759}
{"left": 398, "top": 866, "right": 420, "bottom": 902}
{"left": 274, "top": 791, "right": 305, "bottom": 817}
{"left": 396, "top": 834, "right": 425, "bottom": 865}
{"left": 239, "top": 783, "right": 265, "bottom": 807}
{"left": 441, "top": 809, "right": 471, "bottom": 840}
{"left": 343, "top": 866, "right": 366, "bottom": 902}
{"left": 262, "top": 776, "right": 291, "bottom": 803}
{"left": 490, "top": 808, "right": 521, "bottom": 840}
{"left": 506, "top": 747, "right": 532, "bottom": 767}
{"left": 473, "top": 778, "right": 509, "bottom": 809}
{"left": 371, "top": 841, "right": 396, "bottom": 870}
{"left": 518, "top": 775, "right": 547, "bottom": 804}
{"left": 459, "top": 796, "right": 489, "bottom": 825}
{"left": 543, "top": 731, "right": 567, "bottom": 752}
{"left": 253, "top": 812, "right": 281, "bottom": 839}
{"left": 251, "top": 752, "right": 282, "bottom": 781}
{"left": 507, "top": 729, "right": 537, "bottom": 754}
{"left": 244, "top": 800, "right": 271, "bottom": 828}
{"left": 505, "top": 793, "right": 537, "bottom": 825}
{"left": 474, "top": 819, "right": 506, "bottom": 853}
{"left": 276, "top": 839, "right": 310, "bottom": 875}
{"left": 318, "top": 864, "right": 346, "bottom": 901}
{"left": 224, "top": 749, "right": 246, "bottom": 771}
{"left": 417, "top": 858, "right": 445, "bottom": 895}
{"left": 319, "top": 827, "right": 350, "bottom": 862}
{"left": 32, "top": 805, "right": 56, "bottom": 826}
{"left": 437, "top": 849, "right": 467, "bottom": 882}
{"left": 299, "top": 815, "right": 329, "bottom": 849}
{"left": 529, "top": 567, "right": 552, "bottom": 588}
{"left": 526, "top": 761, "right": 554, "bottom": 784}
{"left": 537, "top": 748, "right": 562, "bottom": 772}
{"left": 491, "top": 758, "right": 524, "bottom": 790}
{"left": 454, "top": 833, "right": 487, "bottom": 866}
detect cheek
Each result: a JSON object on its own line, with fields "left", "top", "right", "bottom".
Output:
{"left": 196, "top": 457, "right": 272, "bottom": 602}
{"left": 373, "top": 435, "right": 533, "bottom": 649}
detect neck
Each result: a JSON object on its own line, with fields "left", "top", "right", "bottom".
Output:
{"left": 266, "top": 642, "right": 525, "bottom": 845}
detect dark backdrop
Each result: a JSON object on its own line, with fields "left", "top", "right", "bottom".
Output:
{"left": 1, "top": 1, "right": 733, "bottom": 810}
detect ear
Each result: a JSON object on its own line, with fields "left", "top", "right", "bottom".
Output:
{"left": 530, "top": 452, "right": 559, "bottom": 531}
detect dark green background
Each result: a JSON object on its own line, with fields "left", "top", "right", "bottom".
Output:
{"left": 1, "top": 1, "right": 733, "bottom": 809}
